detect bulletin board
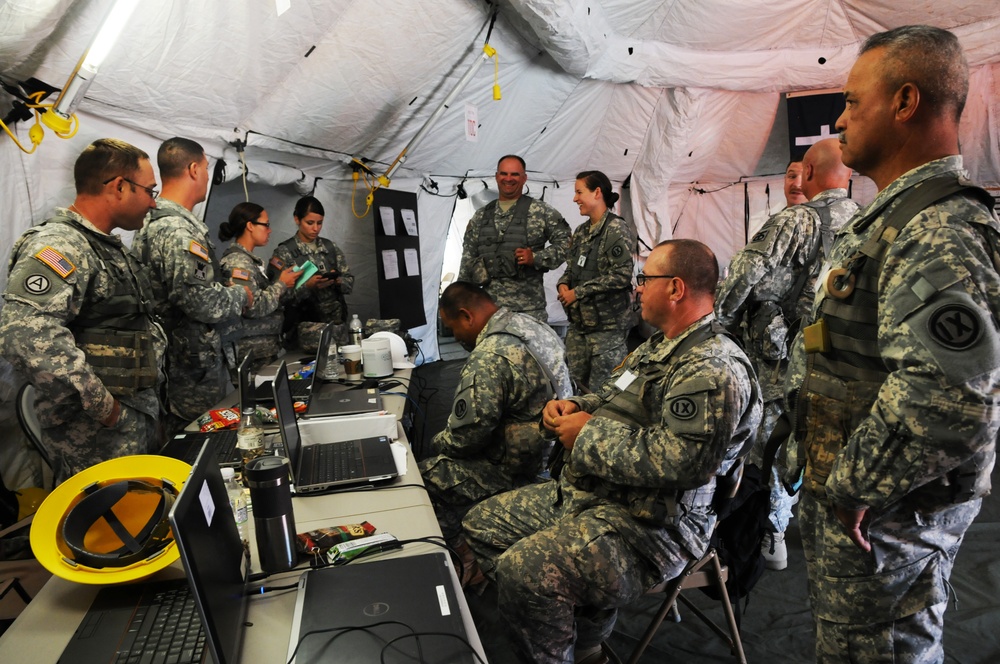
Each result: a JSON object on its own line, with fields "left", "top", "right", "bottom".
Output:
{"left": 371, "top": 188, "right": 426, "bottom": 329}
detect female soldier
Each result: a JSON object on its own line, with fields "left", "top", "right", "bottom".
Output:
{"left": 268, "top": 196, "right": 354, "bottom": 348}
{"left": 219, "top": 202, "right": 296, "bottom": 369}
{"left": 556, "top": 171, "right": 635, "bottom": 390}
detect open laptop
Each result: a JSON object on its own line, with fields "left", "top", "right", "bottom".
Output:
{"left": 59, "top": 442, "right": 251, "bottom": 664}
{"left": 160, "top": 352, "right": 254, "bottom": 468}
{"left": 253, "top": 322, "right": 333, "bottom": 404}
{"left": 286, "top": 551, "right": 477, "bottom": 663}
{"left": 273, "top": 360, "right": 397, "bottom": 493}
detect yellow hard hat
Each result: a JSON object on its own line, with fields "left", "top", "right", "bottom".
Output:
{"left": 30, "top": 455, "right": 192, "bottom": 585}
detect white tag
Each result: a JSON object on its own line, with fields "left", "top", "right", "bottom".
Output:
{"left": 613, "top": 370, "right": 637, "bottom": 392}
{"left": 577, "top": 254, "right": 587, "bottom": 267}
{"left": 436, "top": 585, "right": 452, "bottom": 616}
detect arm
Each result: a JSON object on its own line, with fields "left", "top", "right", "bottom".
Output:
{"left": 457, "top": 209, "right": 485, "bottom": 282}
{"left": 329, "top": 241, "right": 354, "bottom": 294}
{"left": 0, "top": 234, "right": 116, "bottom": 424}
{"left": 221, "top": 253, "right": 288, "bottom": 319}
{"left": 827, "top": 209, "right": 1000, "bottom": 512}
{"left": 527, "top": 203, "right": 571, "bottom": 272}
{"left": 156, "top": 227, "right": 246, "bottom": 323}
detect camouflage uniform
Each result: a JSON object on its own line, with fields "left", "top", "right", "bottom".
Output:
{"left": 785, "top": 157, "right": 1000, "bottom": 662}
{"left": 464, "top": 314, "right": 761, "bottom": 663}
{"left": 132, "top": 198, "right": 247, "bottom": 426}
{"left": 219, "top": 242, "right": 289, "bottom": 370}
{"left": 419, "top": 307, "right": 571, "bottom": 539}
{"left": 458, "top": 196, "right": 571, "bottom": 322}
{"left": 267, "top": 235, "right": 354, "bottom": 327}
{"left": 0, "top": 209, "right": 165, "bottom": 483}
{"left": 716, "top": 189, "right": 858, "bottom": 532}
{"left": 559, "top": 210, "right": 635, "bottom": 391}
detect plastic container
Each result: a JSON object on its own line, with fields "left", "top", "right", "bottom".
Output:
{"left": 349, "top": 314, "right": 363, "bottom": 346}
{"left": 221, "top": 467, "right": 249, "bottom": 545}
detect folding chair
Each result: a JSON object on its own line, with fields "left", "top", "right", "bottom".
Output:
{"left": 15, "top": 384, "right": 55, "bottom": 485}
{"left": 612, "top": 462, "right": 749, "bottom": 664}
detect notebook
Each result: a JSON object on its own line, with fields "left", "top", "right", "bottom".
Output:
{"left": 302, "top": 384, "right": 383, "bottom": 419}
{"left": 59, "top": 441, "right": 251, "bottom": 664}
{"left": 286, "top": 552, "right": 477, "bottom": 664}
{"left": 253, "top": 322, "right": 336, "bottom": 403}
{"left": 273, "top": 360, "right": 397, "bottom": 493}
{"left": 160, "top": 352, "right": 255, "bottom": 467}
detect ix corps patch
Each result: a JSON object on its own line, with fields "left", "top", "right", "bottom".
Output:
{"left": 33, "top": 246, "right": 75, "bottom": 278}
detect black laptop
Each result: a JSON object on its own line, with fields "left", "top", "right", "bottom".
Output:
{"left": 286, "top": 552, "right": 477, "bottom": 663}
{"left": 160, "top": 353, "right": 256, "bottom": 468}
{"left": 273, "top": 360, "right": 398, "bottom": 493}
{"left": 59, "top": 442, "right": 251, "bottom": 664}
{"left": 253, "top": 322, "right": 334, "bottom": 404}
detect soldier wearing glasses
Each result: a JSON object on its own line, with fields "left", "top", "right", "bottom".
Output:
{"left": 132, "top": 137, "right": 250, "bottom": 436}
{"left": 1, "top": 138, "right": 166, "bottom": 483}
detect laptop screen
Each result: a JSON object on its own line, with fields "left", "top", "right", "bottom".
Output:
{"left": 168, "top": 442, "right": 252, "bottom": 664}
{"left": 312, "top": 323, "right": 333, "bottom": 379}
{"left": 273, "top": 361, "right": 302, "bottom": 478}
{"left": 237, "top": 351, "right": 253, "bottom": 410}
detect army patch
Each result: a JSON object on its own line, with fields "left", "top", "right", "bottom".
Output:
{"left": 33, "top": 246, "right": 75, "bottom": 278}
{"left": 231, "top": 267, "right": 251, "bottom": 281}
{"left": 751, "top": 230, "right": 768, "bottom": 243}
{"left": 188, "top": 241, "right": 210, "bottom": 262}
{"left": 194, "top": 261, "right": 208, "bottom": 281}
{"left": 611, "top": 245, "right": 623, "bottom": 258}
{"left": 669, "top": 396, "right": 698, "bottom": 420}
{"left": 454, "top": 398, "right": 468, "bottom": 420}
{"left": 269, "top": 256, "right": 284, "bottom": 271}
{"left": 24, "top": 274, "right": 51, "bottom": 295}
{"left": 928, "top": 303, "right": 981, "bottom": 350}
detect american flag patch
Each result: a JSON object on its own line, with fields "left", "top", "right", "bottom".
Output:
{"left": 231, "top": 267, "right": 251, "bottom": 281}
{"left": 269, "top": 256, "right": 284, "bottom": 270}
{"left": 188, "top": 241, "right": 210, "bottom": 261}
{"left": 34, "top": 246, "right": 75, "bottom": 278}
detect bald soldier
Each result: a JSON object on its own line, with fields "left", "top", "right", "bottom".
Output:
{"left": 787, "top": 26, "right": 1000, "bottom": 662}
{"left": 716, "top": 137, "right": 859, "bottom": 570}
{"left": 1, "top": 139, "right": 166, "bottom": 483}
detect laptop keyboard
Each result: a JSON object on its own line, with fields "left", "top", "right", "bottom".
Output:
{"left": 301, "top": 441, "right": 363, "bottom": 484}
{"left": 209, "top": 429, "right": 238, "bottom": 464}
{"left": 114, "top": 585, "right": 206, "bottom": 664}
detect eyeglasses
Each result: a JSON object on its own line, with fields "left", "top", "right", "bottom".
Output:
{"left": 250, "top": 221, "right": 271, "bottom": 228}
{"left": 103, "top": 176, "right": 159, "bottom": 199}
{"left": 635, "top": 273, "right": 676, "bottom": 287}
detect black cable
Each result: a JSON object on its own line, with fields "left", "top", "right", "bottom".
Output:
{"left": 286, "top": 620, "right": 416, "bottom": 664}
{"left": 381, "top": 632, "right": 488, "bottom": 664}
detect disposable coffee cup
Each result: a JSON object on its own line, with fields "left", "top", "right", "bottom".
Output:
{"left": 341, "top": 344, "right": 362, "bottom": 380}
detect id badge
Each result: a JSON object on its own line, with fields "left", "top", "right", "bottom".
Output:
{"left": 577, "top": 254, "right": 587, "bottom": 268}
{"left": 614, "top": 370, "right": 637, "bottom": 392}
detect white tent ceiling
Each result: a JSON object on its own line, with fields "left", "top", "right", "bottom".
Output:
{"left": 2, "top": 1, "right": 999, "bottom": 361}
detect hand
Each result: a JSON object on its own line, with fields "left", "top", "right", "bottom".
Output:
{"left": 551, "top": 412, "right": 591, "bottom": 449}
{"left": 543, "top": 399, "right": 579, "bottom": 431}
{"left": 305, "top": 274, "right": 336, "bottom": 290}
{"left": 277, "top": 267, "right": 298, "bottom": 288}
{"left": 514, "top": 247, "right": 535, "bottom": 267}
{"left": 557, "top": 286, "right": 577, "bottom": 306}
{"left": 834, "top": 505, "right": 871, "bottom": 552}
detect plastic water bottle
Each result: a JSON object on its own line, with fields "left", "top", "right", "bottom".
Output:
{"left": 349, "top": 314, "right": 363, "bottom": 347}
{"left": 237, "top": 403, "right": 265, "bottom": 467}
{"left": 318, "top": 335, "right": 342, "bottom": 381}
{"left": 222, "top": 467, "right": 249, "bottom": 545}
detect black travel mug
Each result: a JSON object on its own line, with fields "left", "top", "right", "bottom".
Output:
{"left": 245, "top": 456, "right": 298, "bottom": 573}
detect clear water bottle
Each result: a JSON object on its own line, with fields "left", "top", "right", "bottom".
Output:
{"left": 237, "top": 403, "right": 265, "bottom": 468}
{"left": 318, "top": 335, "right": 342, "bottom": 381}
{"left": 349, "top": 314, "right": 363, "bottom": 346}
{"left": 222, "top": 466, "right": 249, "bottom": 545}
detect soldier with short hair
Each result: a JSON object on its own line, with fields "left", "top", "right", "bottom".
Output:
{"left": 787, "top": 25, "right": 1000, "bottom": 661}
{"left": 464, "top": 240, "right": 761, "bottom": 664}
{"left": 420, "top": 281, "right": 571, "bottom": 576}
{"left": 132, "top": 137, "right": 249, "bottom": 435}
{"left": 458, "top": 155, "right": 571, "bottom": 323}
{"left": 0, "top": 138, "right": 165, "bottom": 483}
{"left": 716, "top": 137, "right": 859, "bottom": 570}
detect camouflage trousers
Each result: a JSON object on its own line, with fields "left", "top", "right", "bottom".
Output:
{"left": 44, "top": 401, "right": 159, "bottom": 485}
{"left": 463, "top": 481, "right": 671, "bottom": 664}
{"left": 750, "top": 397, "right": 796, "bottom": 532}
{"left": 166, "top": 358, "right": 233, "bottom": 426}
{"left": 418, "top": 454, "right": 519, "bottom": 540}
{"left": 237, "top": 335, "right": 283, "bottom": 372}
{"left": 798, "top": 492, "right": 980, "bottom": 663}
{"left": 565, "top": 327, "right": 627, "bottom": 393}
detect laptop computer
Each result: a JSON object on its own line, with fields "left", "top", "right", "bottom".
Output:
{"left": 286, "top": 551, "right": 477, "bottom": 664}
{"left": 253, "top": 321, "right": 337, "bottom": 404}
{"left": 59, "top": 441, "right": 251, "bottom": 664}
{"left": 160, "top": 352, "right": 255, "bottom": 467}
{"left": 273, "top": 360, "right": 398, "bottom": 493}
{"left": 302, "top": 384, "right": 383, "bottom": 419}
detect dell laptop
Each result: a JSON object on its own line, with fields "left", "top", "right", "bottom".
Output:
{"left": 273, "top": 360, "right": 397, "bottom": 493}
